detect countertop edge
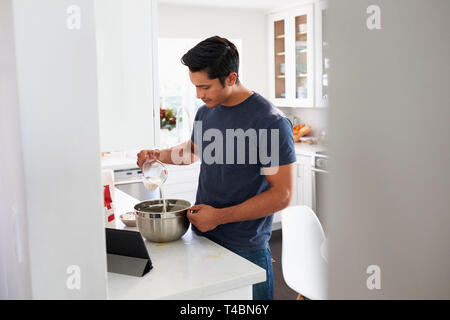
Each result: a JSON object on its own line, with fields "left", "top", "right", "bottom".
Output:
{"left": 138, "top": 271, "right": 265, "bottom": 300}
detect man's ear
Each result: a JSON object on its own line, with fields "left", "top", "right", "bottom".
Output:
{"left": 226, "top": 72, "right": 237, "bottom": 86}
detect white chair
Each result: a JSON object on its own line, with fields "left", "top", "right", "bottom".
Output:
{"left": 281, "top": 205, "right": 328, "bottom": 300}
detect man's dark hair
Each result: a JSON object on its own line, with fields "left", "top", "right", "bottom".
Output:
{"left": 181, "top": 36, "right": 240, "bottom": 87}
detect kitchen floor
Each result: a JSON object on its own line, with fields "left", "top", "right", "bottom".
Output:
{"left": 269, "top": 229, "right": 302, "bottom": 300}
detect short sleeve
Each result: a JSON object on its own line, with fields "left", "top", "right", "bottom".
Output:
{"left": 259, "top": 117, "right": 297, "bottom": 167}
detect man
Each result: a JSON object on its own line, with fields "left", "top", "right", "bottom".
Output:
{"left": 137, "top": 36, "right": 296, "bottom": 300}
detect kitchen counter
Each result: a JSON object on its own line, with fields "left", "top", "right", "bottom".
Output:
{"left": 101, "top": 151, "right": 139, "bottom": 171}
{"left": 101, "top": 151, "right": 201, "bottom": 172}
{"left": 106, "top": 188, "right": 266, "bottom": 300}
{"left": 102, "top": 143, "right": 326, "bottom": 172}
{"left": 294, "top": 142, "right": 326, "bottom": 156}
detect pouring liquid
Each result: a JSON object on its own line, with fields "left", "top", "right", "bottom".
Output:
{"left": 142, "top": 159, "right": 168, "bottom": 213}
{"left": 160, "top": 186, "right": 166, "bottom": 213}
{"left": 143, "top": 177, "right": 163, "bottom": 190}
{"left": 143, "top": 177, "right": 166, "bottom": 213}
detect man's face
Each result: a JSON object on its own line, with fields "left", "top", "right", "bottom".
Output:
{"left": 189, "top": 70, "right": 233, "bottom": 108}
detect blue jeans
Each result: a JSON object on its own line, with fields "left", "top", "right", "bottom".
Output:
{"left": 228, "top": 245, "right": 274, "bottom": 300}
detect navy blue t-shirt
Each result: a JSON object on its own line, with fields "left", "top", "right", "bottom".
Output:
{"left": 190, "top": 92, "right": 296, "bottom": 250}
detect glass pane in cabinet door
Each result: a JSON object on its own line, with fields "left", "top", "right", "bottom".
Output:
{"left": 295, "top": 14, "right": 308, "bottom": 99}
{"left": 274, "top": 20, "right": 286, "bottom": 99}
{"left": 322, "top": 9, "right": 329, "bottom": 101}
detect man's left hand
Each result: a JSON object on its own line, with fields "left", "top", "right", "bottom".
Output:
{"left": 187, "top": 204, "right": 223, "bottom": 232}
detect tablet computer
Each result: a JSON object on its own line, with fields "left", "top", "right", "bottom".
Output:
{"left": 105, "top": 228, "right": 152, "bottom": 277}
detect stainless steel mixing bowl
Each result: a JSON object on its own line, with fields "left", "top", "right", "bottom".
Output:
{"left": 134, "top": 199, "right": 191, "bottom": 242}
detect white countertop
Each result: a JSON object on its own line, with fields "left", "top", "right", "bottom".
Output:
{"left": 101, "top": 152, "right": 202, "bottom": 172}
{"left": 106, "top": 188, "right": 266, "bottom": 300}
{"left": 101, "top": 144, "right": 326, "bottom": 171}
{"left": 294, "top": 142, "right": 326, "bottom": 156}
{"left": 101, "top": 153, "right": 139, "bottom": 171}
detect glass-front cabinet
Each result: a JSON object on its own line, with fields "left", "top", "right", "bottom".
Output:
{"left": 269, "top": 4, "right": 314, "bottom": 108}
{"left": 273, "top": 19, "right": 286, "bottom": 100}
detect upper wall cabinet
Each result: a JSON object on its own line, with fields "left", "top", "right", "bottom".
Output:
{"left": 95, "top": 0, "right": 159, "bottom": 152}
{"left": 268, "top": 4, "right": 314, "bottom": 108}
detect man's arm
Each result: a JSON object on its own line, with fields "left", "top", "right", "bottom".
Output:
{"left": 187, "top": 162, "right": 296, "bottom": 232}
{"left": 138, "top": 140, "right": 199, "bottom": 167}
{"left": 158, "top": 139, "right": 199, "bottom": 165}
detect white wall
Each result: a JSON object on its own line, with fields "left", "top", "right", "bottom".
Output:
{"left": 327, "top": 0, "right": 450, "bottom": 299}
{"left": 280, "top": 107, "right": 328, "bottom": 137}
{"left": 157, "top": 3, "right": 268, "bottom": 98}
{"left": 0, "top": 0, "right": 32, "bottom": 299}
{"left": 3, "top": 0, "right": 108, "bottom": 299}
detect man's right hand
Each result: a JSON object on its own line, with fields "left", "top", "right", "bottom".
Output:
{"left": 136, "top": 149, "right": 160, "bottom": 169}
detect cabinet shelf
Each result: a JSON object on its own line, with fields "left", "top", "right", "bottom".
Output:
{"left": 297, "top": 32, "right": 307, "bottom": 36}
{"left": 275, "top": 34, "right": 285, "bottom": 39}
{"left": 276, "top": 52, "right": 285, "bottom": 56}
{"left": 297, "top": 74, "right": 308, "bottom": 77}
{"left": 276, "top": 75, "right": 286, "bottom": 79}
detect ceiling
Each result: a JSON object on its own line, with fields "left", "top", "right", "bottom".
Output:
{"left": 157, "top": 0, "right": 308, "bottom": 11}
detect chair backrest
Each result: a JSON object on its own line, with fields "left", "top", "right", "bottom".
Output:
{"left": 281, "top": 205, "right": 327, "bottom": 300}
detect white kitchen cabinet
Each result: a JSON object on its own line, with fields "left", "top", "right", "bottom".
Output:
{"left": 95, "top": 0, "right": 159, "bottom": 152}
{"left": 315, "top": 0, "right": 329, "bottom": 108}
{"left": 163, "top": 163, "right": 200, "bottom": 205}
{"left": 297, "top": 154, "right": 313, "bottom": 208}
{"left": 272, "top": 160, "right": 299, "bottom": 229}
{"left": 268, "top": 4, "right": 315, "bottom": 108}
{"left": 296, "top": 161, "right": 305, "bottom": 206}
{"left": 272, "top": 153, "right": 313, "bottom": 230}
